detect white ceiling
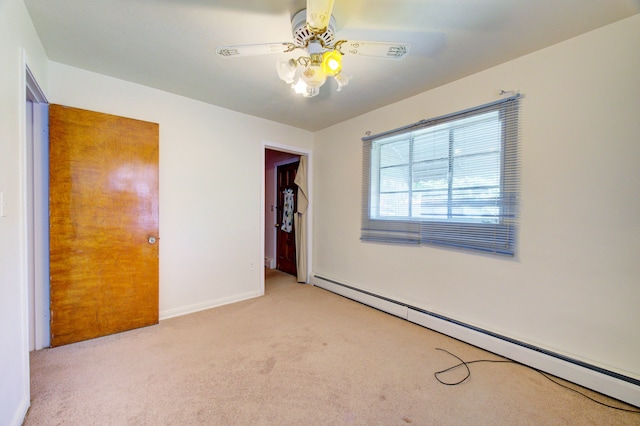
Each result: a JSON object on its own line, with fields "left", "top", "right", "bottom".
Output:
{"left": 24, "top": 0, "right": 639, "bottom": 131}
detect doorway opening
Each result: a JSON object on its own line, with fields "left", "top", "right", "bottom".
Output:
{"left": 262, "top": 144, "right": 312, "bottom": 293}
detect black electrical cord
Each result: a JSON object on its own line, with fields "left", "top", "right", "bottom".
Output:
{"left": 434, "top": 348, "right": 640, "bottom": 414}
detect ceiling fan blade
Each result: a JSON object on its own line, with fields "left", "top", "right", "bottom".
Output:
{"left": 216, "top": 43, "right": 294, "bottom": 58}
{"left": 306, "top": 0, "right": 336, "bottom": 33}
{"left": 338, "top": 41, "right": 410, "bottom": 60}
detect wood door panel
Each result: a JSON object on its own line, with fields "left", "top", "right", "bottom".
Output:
{"left": 49, "top": 104, "right": 159, "bottom": 347}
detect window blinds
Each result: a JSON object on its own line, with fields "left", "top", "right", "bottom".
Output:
{"left": 361, "top": 95, "right": 521, "bottom": 255}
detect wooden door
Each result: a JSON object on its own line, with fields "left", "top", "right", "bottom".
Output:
{"left": 276, "top": 161, "right": 299, "bottom": 276}
{"left": 49, "top": 104, "right": 159, "bottom": 347}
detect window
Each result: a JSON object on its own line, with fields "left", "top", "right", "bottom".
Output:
{"left": 362, "top": 96, "right": 521, "bottom": 255}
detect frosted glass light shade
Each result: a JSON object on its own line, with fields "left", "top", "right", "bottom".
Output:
{"left": 292, "top": 76, "right": 319, "bottom": 97}
{"left": 303, "top": 86, "right": 320, "bottom": 97}
{"left": 301, "top": 64, "right": 327, "bottom": 88}
{"left": 292, "top": 78, "right": 308, "bottom": 94}
{"left": 276, "top": 59, "right": 297, "bottom": 84}
{"left": 334, "top": 72, "right": 350, "bottom": 91}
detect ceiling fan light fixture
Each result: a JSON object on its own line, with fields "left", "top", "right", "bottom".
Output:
{"left": 217, "top": 1, "right": 411, "bottom": 100}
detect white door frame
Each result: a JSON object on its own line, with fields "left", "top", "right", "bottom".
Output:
{"left": 261, "top": 142, "right": 312, "bottom": 293}
{"left": 25, "top": 63, "right": 50, "bottom": 350}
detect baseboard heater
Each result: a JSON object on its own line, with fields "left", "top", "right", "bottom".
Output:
{"left": 312, "top": 274, "right": 640, "bottom": 408}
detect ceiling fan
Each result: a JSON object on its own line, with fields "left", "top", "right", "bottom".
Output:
{"left": 215, "top": 0, "right": 410, "bottom": 98}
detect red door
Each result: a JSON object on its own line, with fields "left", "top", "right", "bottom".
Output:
{"left": 276, "top": 161, "right": 299, "bottom": 276}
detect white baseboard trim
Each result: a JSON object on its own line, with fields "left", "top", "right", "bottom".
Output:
{"left": 13, "top": 398, "right": 30, "bottom": 426}
{"left": 312, "top": 274, "right": 640, "bottom": 408}
{"left": 313, "top": 276, "right": 408, "bottom": 319}
{"left": 159, "top": 291, "right": 262, "bottom": 321}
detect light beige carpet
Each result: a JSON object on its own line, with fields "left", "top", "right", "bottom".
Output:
{"left": 26, "top": 269, "right": 639, "bottom": 425}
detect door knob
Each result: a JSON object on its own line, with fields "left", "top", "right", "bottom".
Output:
{"left": 148, "top": 236, "right": 157, "bottom": 244}
{"left": 275, "top": 224, "right": 280, "bottom": 228}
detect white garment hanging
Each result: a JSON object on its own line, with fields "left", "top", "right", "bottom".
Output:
{"left": 281, "top": 188, "right": 294, "bottom": 233}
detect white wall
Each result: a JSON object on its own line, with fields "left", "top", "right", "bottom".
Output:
{"left": 48, "top": 62, "right": 314, "bottom": 319}
{"left": 0, "top": 0, "right": 49, "bottom": 424}
{"left": 313, "top": 14, "right": 640, "bottom": 382}
{"left": 3, "top": 2, "right": 638, "bottom": 423}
